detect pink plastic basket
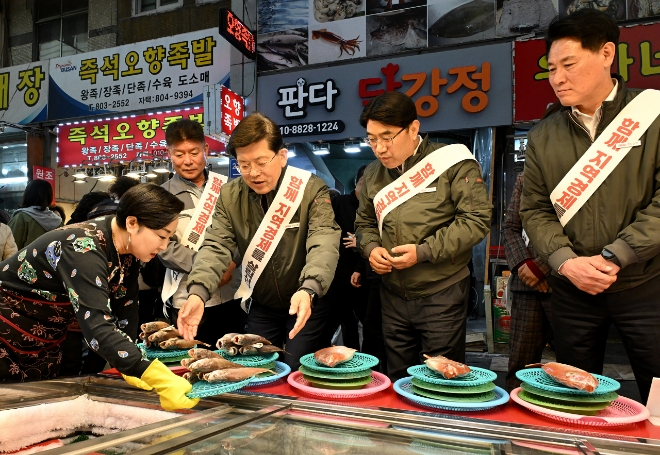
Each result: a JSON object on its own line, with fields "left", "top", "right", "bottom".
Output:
{"left": 287, "top": 371, "right": 391, "bottom": 399}
{"left": 510, "top": 388, "right": 650, "bottom": 427}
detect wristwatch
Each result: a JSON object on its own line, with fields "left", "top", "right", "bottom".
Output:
{"left": 601, "top": 248, "right": 621, "bottom": 266}
{"left": 299, "top": 287, "right": 317, "bottom": 306}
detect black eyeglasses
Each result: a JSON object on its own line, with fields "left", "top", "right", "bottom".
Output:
{"left": 363, "top": 127, "right": 406, "bottom": 148}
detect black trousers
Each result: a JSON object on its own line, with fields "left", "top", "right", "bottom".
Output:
{"left": 355, "top": 278, "right": 387, "bottom": 374}
{"left": 550, "top": 275, "right": 660, "bottom": 403}
{"left": 381, "top": 276, "right": 470, "bottom": 381}
{"left": 320, "top": 271, "right": 365, "bottom": 350}
{"left": 170, "top": 299, "right": 247, "bottom": 347}
{"left": 246, "top": 298, "right": 329, "bottom": 371}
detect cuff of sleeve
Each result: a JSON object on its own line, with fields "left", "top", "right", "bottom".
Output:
{"left": 606, "top": 238, "right": 638, "bottom": 269}
{"left": 187, "top": 284, "right": 210, "bottom": 303}
{"left": 416, "top": 243, "right": 433, "bottom": 263}
{"left": 524, "top": 259, "right": 545, "bottom": 281}
{"left": 548, "top": 247, "right": 578, "bottom": 273}
{"left": 301, "top": 278, "right": 322, "bottom": 296}
{"left": 363, "top": 242, "right": 380, "bottom": 259}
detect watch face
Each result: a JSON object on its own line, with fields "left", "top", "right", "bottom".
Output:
{"left": 602, "top": 250, "right": 615, "bottom": 260}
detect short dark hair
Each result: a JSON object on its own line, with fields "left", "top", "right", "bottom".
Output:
{"left": 109, "top": 176, "right": 139, "bottom": 199}
{"left": 226, "top": 112, "right": 283, "bottom": 158}
{"left": 20, "top": 179, "right": 53, "bottom": 210}
{"left": 545, "top": 9, "right": 619, "bottom": 56}
{"left": 50, "top": 205, "right": 66, "bottom": 223}
{"left": 116, "top": 183, "right": 184, "bottom": 230}
{"left": 165, "top": 118, "right": 205, "bottom": 147}
{"left": 359, "top": 92, "right": 417, "bottom": 129}
{"left": 356, "top": 164, "right": 367, "bottom": 182}
{"left": 68, "top": 191, "right": 111, "bottom": 224}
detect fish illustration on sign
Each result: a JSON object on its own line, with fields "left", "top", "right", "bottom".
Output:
{"left": 428, "top": 0, "right": 494, "bottom": 39}
{"left": 368, "top": 8, "right": 426, "bottom": 55}
{"left": 257, "top": 28, "right": 308, "bottom": 71}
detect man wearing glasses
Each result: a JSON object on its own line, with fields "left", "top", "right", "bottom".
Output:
{"left": 178, "top": 113, "right": 340, "bottom": 370}
{"left": 355, "top": 92, "right": 492, "bottom": 380}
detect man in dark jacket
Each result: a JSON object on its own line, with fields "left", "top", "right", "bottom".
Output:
{"left": 503, "top": 173, "right": 552, "bottom": 391}
{"left": 355, "top": 92, "right": 492, "bottom": 380}
{"left": 178, "top": 113, "right": 340, "bottom": 370}
{"left": 520, "top": 9, "right": 660, "bottom": 402}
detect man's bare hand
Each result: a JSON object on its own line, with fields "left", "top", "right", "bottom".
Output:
{"left": 288, "top": 290, "right": 312, "bottom": 339}
{"left": 369, "top": 247, "right": 392, "bottom": 274}
{"left": 177, "top": 294, "right": 205, "bottom": 340}
{"left": 350, "top": 272, "right": 361, "bottom": 288}
{"left": 558, "top": 256, "right": 618, "bottom": 295}
{"left": 343, "top": 232, "right": 357, "bottom": 249}
{"left": 387, "top": 244, "right": 418, "bottom": 270}
{"left": 534, "top": 278, "right": 550, "bottom": 293}
{"left": 518, "top": 263, "right": 540, "bottom": 288}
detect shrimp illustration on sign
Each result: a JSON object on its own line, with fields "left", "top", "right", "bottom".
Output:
{"left": 312, "top": 29, "right": 362, "bottom": 57}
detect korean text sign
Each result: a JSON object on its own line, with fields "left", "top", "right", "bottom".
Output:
{"left": 257, "top": 42, "right": 512, "bottom": 141}
{"left": 48, "top": 29, "right": 230, "bottom": 121}
{"left": 0, "top": 62, "right": 48, "bottom": 124}
{"left": 57, "top": 106, "right": 203, "bottom": 167}
{"left": 220, "top": 86, "right": 244, "bottom": 136}
{"left": 33, "top": 166, "right": 56, "bottom": 204}
{"left": 513, "top": 22, "right": 660, "bottom": 122}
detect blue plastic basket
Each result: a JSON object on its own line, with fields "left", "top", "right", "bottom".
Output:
{"left": 216, "top": 350, "right": 279, "bottom": 367}
{"left": 407, "top": 365, "right": 497, "bottom": 386}
{"left": 137, "top": 342, "right": 190, "bottom": 363}
{"left": 186, "top": 376, "right": 253, "bottom": 399}
{"left": 516, "top": 368, "right": 620, "bottom": 395}
{"left": 246, "top": 361, "right": 291, "bottom": 387}
{"left": 299, "top": 352, "right": 380, "bottom": 373}
{"left": 394, "top": 377, "right": 510, "bottom": 412}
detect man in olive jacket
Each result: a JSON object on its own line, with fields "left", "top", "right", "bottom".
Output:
{"left": 177, "top": 113, "right": 340, "bottom": 370}
{"left": 355, "top": 92, "right": 492, "bottom": 380}
{"left": 520, "top": 10, "right": 660, "bottom": 402}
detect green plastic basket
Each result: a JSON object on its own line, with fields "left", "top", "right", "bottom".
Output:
{"left": 517, "top": 390, "right": 608, "bottom": 416}
{"left": 411, "top": 385, "right": 496, "bottom": 403}
{"left": 216, "top": 350, "right": 279, "bottom": 366}
{"left": 411, "top": 377, "right": 495, "bottom": 394}
{"left": 298, "top": 364, "right": 372, "bottom": 380}
{"left": 137, "top": 342, "right": 190, "bottom": 363}
{"left": 520, "top": 382, "right": 618, "bottom": 404}
{"left": 186, "top": 376, "right": 253, "bottom": 399}
{"left": 299, "top": 352, "right": 380, "bottom": 373}
{"left": 516, "top": 368, "right": 620, "bottom": 395}
{"left": 407, "top": 365, "right": 497, "bottom": 386}
{"left": 302, "top": 374, "right": 373, "bottom": 390}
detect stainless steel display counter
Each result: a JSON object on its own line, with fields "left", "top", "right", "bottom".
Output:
{"left": 1, "top": 376, "right": 658, "bottom": 454}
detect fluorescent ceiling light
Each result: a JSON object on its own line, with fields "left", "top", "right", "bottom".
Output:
{"left": 360, "top": 142, "right": 369, "bottom": 147}
{"left": 287, "top": 151, "right": 296, "bottom": 158}
{"left": 0, "top": 177, "right": 28, "bottom": 184}
{"left": 313, "top": 149, "right": 329, "bottom": 155}
{"left": 344, "top": 146, "right": 361, "bottom": 153}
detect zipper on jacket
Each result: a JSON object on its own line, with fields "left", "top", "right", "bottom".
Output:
{"left": 465, "top": 176, "right": 474, "bottom": 211}
{"left": 568, "top": 111, "right": 594, "bottom": 142}
{"left": 255, "top": 195, "right": 285, "bottom": 307}
{"left": 395, "top": 205, "right": 408, "bottom": 300}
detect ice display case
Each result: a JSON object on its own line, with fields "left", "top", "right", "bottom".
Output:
{"left": 1, "top": 376, "right": 659, "bottom": 454}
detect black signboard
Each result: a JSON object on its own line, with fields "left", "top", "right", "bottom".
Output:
{"left": 219, "top": 8, "right": 256, "bottom": 60}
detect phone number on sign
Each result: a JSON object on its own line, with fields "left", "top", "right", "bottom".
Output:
{"left": 279, "top": 121, "right": 345, "bottom": 137}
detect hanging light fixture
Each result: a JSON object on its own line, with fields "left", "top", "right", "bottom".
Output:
{"left": 153, "top": 159, "right": 171, "bottom": 174}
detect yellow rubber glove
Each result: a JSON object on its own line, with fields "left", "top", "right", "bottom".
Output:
{"left": 140, "top": 359, "right": 200, "bottom": 411}
{"left": 122, "top": 373, "right": 154, "bottom": 391}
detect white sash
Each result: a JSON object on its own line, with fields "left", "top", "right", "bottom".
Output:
{"left": 161, "top": 172, "right": 227, "bottom": 303}
{"left": 234, "top": 166, "right": 311, "bottom": 303}
{"left": 373, "top": 144, "right": 476, "bottom": 235}
{"left": 550, "top": 89, "right": 660, "bottom": 226}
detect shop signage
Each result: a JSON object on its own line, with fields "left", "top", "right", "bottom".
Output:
{"left": 48, "top": 29, "right": 230, "bottom": 121}
{"left": 514, "top": 22, "right": 660, "bottom": 123}
{"left": 221, "top": 86, "right": 244, "bottom": 136}
{"left": 0, "top": 62, "right": 48, "bottom": 124}
{"left": 33, "top": 166, "right": 56, "bottom": 204}
{"left": 258, "top": 42, "right": 512, "bottom": 141}
{"left": 229, "top": 157, "right": 241, "bottom": 179}
{"left": 219, "top": 8, "right": 255, "bottom": 60}
{"left": 56, "top": 106, "right": 204, "bottom": 167}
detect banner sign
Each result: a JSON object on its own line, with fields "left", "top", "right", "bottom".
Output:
{"left": 33, "top": 166, "right": 56, "bottom": 204}
{"left": 0, "top": 62, "right": 48, "bottom": 124}
{"left": 56, "top": 106, "right": 204, "bottom": 167}
{"left": 258, "top": 42, "right": 512, "bottom": 141}
{"left": 48, "top": 29, "right": 230, "bottom": 121}
{"left": 514, "top": 22, "right": 660, "bottom": 123}
{"left": 221, "top": 85, "right": 244, "bottom": 136}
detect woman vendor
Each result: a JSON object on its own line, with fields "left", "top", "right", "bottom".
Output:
{"left": 0, "top": 183, "right": 199, "bottom": 411}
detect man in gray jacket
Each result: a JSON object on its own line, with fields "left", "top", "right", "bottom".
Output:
{"left": 159, "top": 119, "right": 246, "bottom": 345}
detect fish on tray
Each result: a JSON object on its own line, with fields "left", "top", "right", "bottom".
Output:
{"left": 140, "top": 321, "right": 170, "bottom": 334}
{"left": 183, "top": 372, "right": 201, "bottom": 384}
{"left": 233, "top": 334, "right": 272, "bottom": 346}
{"left": 148, "top": 327, "right": 181, "bottom": 343}
{"left": 217, "top": 332, "right": 241, "bottom": 351}
{"left": 314, "top": 346, "right": 357, "bottom": 367}
{"left": 538, "top": 362, "right": 599, "bottom": 393}
{"left": 188, "top": 357, "right": 244, "bottom": 374}
{"left": 423, "top": 354, "right": 471, "bottom": 379}
{"left": 255, "top": 344, "right": 287, "bottom": 355}
{"left": 203, "top": 367, "right": 275, "bottom": 383}
{"left": 188, "top": 348, "right": 222, "bottom": 360}
{"left": 159, "top": 338, "right": 210, "bottom": 350}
